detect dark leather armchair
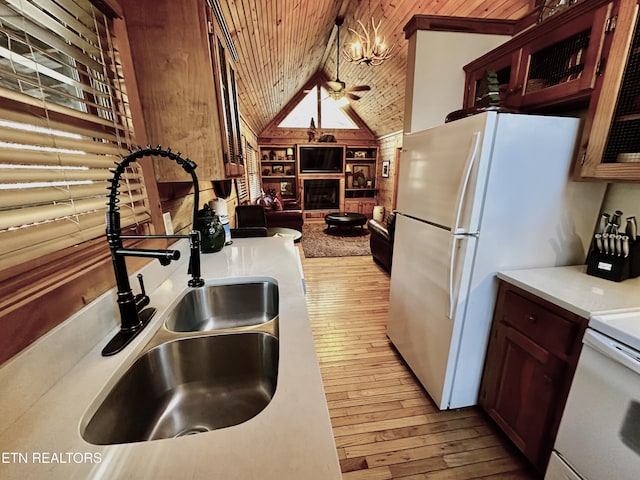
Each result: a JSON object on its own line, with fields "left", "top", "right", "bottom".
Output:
{"left": 232, "top": 205, "right": 268, "bottom": 238}
{"left": 367, "top": 212, "right": 396, "bottom": 273}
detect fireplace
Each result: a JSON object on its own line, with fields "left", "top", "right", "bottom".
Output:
{"left": 304, "top": 179, "right": 340, "bottom": 210}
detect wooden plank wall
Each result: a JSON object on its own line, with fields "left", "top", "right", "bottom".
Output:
{"left": 376, "top": 132, "right": 403, "bottom": 222}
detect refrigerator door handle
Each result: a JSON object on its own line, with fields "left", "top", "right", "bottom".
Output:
{"left": 453, "top": 131, "right": 481, "bottom": 234}
{"left": 448, "top": 235, "right": 463, "bottom": 320}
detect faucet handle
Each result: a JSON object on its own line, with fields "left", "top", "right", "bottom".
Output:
{"left": 137, "top": 273, "right": 147, "bottom": 296}
{"left": 134, "top": 273, "right": 150, "bottom": 311}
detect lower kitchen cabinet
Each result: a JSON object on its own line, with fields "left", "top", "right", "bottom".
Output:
{"left": 480, "top": 281, "right": 588, "bottom": 473}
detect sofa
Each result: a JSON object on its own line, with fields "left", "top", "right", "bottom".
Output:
{"left": 265, "top": 198, "right": 303, "bottom": 232}
{"left": 367, "top": 212, "right": 396, "bottom": 273}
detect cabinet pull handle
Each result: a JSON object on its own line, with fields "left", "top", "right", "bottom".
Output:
{"left": 528, "top": 314, "right": 536, "bottom": 323}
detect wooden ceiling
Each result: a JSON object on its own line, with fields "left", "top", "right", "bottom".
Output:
{"left": 217, "top": 0, "right": 534, "bottom": 138}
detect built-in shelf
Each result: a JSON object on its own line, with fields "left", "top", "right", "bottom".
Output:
{"left": 259, "top": 144, "right": 298, "bottom": 201}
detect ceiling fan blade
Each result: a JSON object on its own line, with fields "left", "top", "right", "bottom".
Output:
{"left": 327, "top": 80, "right": 345, "bottom": 91}
{"left": 345, "top": 93, "right": 361, "bottom": 101}
{"left": 347, "top": 85, "right": 371, "bottom": 92}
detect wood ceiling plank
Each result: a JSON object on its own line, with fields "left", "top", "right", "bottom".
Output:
{"left": 220, "top": 0, "right": 531, "bottom": 136}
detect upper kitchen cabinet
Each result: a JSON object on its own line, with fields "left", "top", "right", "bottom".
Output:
{"left": 463, "top": 49, "right": 522, "bottom": 110}
{"left": 122, "top": 0, "right": 243, "bottom": 181}
{"left": 577, "top": 0, "right": 640, "bottom": 180}
{"left": 516, "top": 1, "right": 613, "bottom": 109}
{"left": 464, "top": 0, "right": 614, "bottom": 111}
{"left": 208, "top": 6, "right": 244, "bottom": 178}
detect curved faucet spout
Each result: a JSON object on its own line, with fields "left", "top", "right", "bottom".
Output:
{"left": 115, "top": 248, "right": 181, "bottom": 265}
{"left": 102, "top": 146, "right": 203, "bottom": 356}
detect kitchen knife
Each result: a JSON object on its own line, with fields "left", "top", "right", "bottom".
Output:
{"left": 626, "top": 216, "right": 637, "bottom": 241}
{"left": 611, "top": 234, "right": 618, "bottom": 255}
{"left": 603, "top": 233, "right": 610, "bottom": 254}
{"left": 610, "top": 224, "right": 619, "bottom": 235}
{"left": 595, "top": 233, "right": 603, "bottom": 253}
{"left": 616, "top": 235, "right": 622, "bottom": 256}
{"left": 599, "top": 213, "right": 610, "bottom": 234}
{"left": 622, "top": 235, "right": 630, "bottom": 258}
{"left": 612, "top": 210, "right": 623, "bottom": 227}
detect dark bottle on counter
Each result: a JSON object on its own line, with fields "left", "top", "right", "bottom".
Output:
{"left": 195, "top": 204, "right": 225, "bottom": 253}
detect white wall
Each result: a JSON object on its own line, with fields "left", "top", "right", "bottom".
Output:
{"left": 599, "top": 183, "right": 640, "bottom": 225}
{"left": 404, "top": 29, "right": 510, "bottom": 133}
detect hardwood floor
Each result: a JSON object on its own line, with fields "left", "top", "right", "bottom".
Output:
{"left": 301, "top": 253, "right": 539, "bottom": 480}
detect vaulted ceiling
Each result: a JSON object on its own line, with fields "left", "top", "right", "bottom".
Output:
{"left": 217, "top": 0, "right": 534, "bottom": 138}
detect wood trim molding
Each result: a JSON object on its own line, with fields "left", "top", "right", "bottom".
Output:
{"left": 403, "top": 15, "right": 519, "bottom": 39}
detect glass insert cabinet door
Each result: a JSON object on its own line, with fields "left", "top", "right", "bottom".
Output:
{"left": 517, "top": 1, "right": 612, "bottom": 109}
{"left": 601, "top": 14, "right": 640, "bottom": 164}
{"left": 578, "top": 0, "right": 640, "bottom": 180}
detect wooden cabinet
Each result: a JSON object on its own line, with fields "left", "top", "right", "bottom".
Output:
{"left": 464, "top": 49, "right": 522, "bottom": 109}
{"left": 464, "top": 0, "right": 640, "bottom": 180}
{"left": 258, "top": 145, "right": 297, "bottom": 201}
{"left": 577, "top": 0, "right": 640, "bottom": 179}
{"left": 209, "top": 11, "right": 244, "bottom": 178}
{"left": 122, "top": 0, "right": 243, "bottom": 181}
{"left": 344, "top": 198, "right": 376, "bottom": 217}
{"left": 480, "top": 281, "right": 588, "bottom": 473}
{"left": 517, "top": 1, "right": 612, "bottom": 109}
{"left": 464, "top": 0, "right": 614, "bottom": 111}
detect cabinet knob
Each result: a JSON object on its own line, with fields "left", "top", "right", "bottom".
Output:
{"left": 528, "top": 314, "right": 536, "bottom": 324}
{"left": 543, "top": 374, "right": 552, "bottom": 385}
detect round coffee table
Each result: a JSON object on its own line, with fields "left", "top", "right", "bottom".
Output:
{"left": 324, "top": 212, "right": 367, "bottom": 230}
{"left": 266, "top": 226, "right": 302, "bottom": 242}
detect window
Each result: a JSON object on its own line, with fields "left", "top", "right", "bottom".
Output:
{"left": 235, "top": 141, "right": 261, "bottom": 204}
{"left": 278, "top": 85, "right": 357, "bottom": 129}
{"left": 0, "top": 0, "right": 145, "bottom": 277}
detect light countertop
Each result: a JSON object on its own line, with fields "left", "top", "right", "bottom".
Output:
{"left": 0, "top": 238, "right": 341, "bottom": 479}
{"left": 498, "top": 265, "right": 640, "bottom": 318}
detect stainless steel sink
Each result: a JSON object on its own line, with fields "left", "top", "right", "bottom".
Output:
{"left": 165, "top": 279, "right": 278, "bottom": 332}
{"left": 82, "top": 332, "right": 278, "bottom": 445}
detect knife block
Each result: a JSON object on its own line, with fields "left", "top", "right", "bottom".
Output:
{"left": 586, "top": 238, "right": 640, "bottom": 282}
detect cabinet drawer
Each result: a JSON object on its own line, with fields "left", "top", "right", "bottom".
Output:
{"left": 501, "top": 290, "right": 579, "bottom": 357}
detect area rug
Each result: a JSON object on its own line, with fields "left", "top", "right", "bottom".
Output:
{"left": 301, "top": 222, "right": 371, "bottom": 258}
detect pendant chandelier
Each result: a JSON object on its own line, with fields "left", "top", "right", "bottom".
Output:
{"left": 343, "top": 4, "right": 395, "bottom": 66}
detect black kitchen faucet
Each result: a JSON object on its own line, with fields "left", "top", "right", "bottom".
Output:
{"left": 102, "top": 146, "right": 204, "bottom": 356}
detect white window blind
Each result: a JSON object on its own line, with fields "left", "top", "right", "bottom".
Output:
{"left": 246, "top": 142, "right": 261, "bottom": 203}
{"left": 0, "top": 0, "right": 146, "bottom": 275}
{"left": 235, "top": 173, "right": 248, "bottom": 204}
{"left": 235, "top": 137, "right": 249, "bottom": 203}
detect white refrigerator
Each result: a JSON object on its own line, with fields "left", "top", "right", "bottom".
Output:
{"left": 387, "top": 112, "right": 606, "bottom": 410}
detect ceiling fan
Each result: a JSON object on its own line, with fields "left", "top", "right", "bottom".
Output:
{"left": 326, "top": 17, "right": 370, "bottom": 101}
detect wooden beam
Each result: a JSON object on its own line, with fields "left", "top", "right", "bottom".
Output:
{"left": 403, "top": 14, "right": 519, "bottom": 39}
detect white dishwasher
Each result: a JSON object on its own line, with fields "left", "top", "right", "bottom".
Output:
{"left": 545, "top": 311, "right": 640, "bottom": 480}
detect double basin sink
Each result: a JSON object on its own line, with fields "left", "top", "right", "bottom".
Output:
{"left": 82, "top": 278, "right": 279, "bottom": 445}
